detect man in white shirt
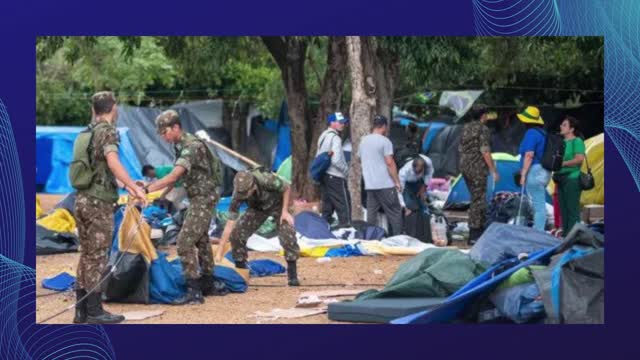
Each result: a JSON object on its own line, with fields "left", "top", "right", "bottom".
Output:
{"left": 316, "top": 112, "right": 351, "bottom": 227}
{"left": 398, "top": 154, "right": 434, "bottom": 215}
{"left": 358, "top": 115, "right": 403, "bottom": 236}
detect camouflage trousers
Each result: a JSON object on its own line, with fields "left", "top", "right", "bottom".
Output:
{"left": 462, "top": 170, "right": 488, "bottom": 229}
{"left": 230, "top": 206, "right": 300, "bottom": 263}
{"left": 75, "top": 193, "right": 115, "bottom": 290}
{"left": 177, "top": 195, "right": 217, "bottom": 280}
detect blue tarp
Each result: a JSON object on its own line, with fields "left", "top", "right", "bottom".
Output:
{"left": 42, "top": 272, "right": 75, "bottom": 292}
{"left": 36, "top": 126, "right": 143, "bottom": 194}
{"left": 470, "top": 223, "right": 560, "bottom": 267}
{"left": 294, "top": 211, "right": 336, "bottom": 239}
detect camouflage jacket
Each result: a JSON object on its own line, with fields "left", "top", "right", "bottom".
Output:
{"left": 174, "top": 132, "right": 218, "bottom": 199}
{"left": 228, "top": 168, "right": 286, "bottom": 221}
{"left": 80, "top": 120, "right": 119, "bottom": 203}
{"left": 458, "top": 120, "right": 491, "bottom": 175}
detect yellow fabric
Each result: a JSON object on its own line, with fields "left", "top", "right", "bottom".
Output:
{"left": 358, "top": 242, "right": 424, "bottom": 256}
{"left": 37, "top": 208, "right": 76, "bottom": 233}
{"left": 280, "top": 244, "right": 349, "bottom": 258}
{"left": 547, "top": 133, "right": 604, "bottom": 206}
{"left": 118, "top": 205, "right": 157, "bottom": 263}
{"left": 36, "top": 196, "right": 43, "bottom": 219}
{"left": 118, "top": 190, "right": 164, "bottom": 205}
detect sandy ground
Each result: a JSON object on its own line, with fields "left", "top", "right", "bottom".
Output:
{"left": 35, "top": 193, "right": 467, "bottom": 324}
{"left": 36, "top": 250, "right": 407, "bottom": 324}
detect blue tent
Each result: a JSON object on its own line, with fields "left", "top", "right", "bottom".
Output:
{"left": 421, "top": 122, "right": 448, "bottom": 153}
{"left": 36, "top": 126, "right": 143, "bottom": 194}
{"left": 445, "top": 153, "right": 522, "bottom": 208}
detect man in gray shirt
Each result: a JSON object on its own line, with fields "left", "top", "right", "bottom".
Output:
{"left": 316, "top": 112, "right": 351, "bottom": 227}
{"left": 359, "top": 115, "right": 403, "bottom": 235}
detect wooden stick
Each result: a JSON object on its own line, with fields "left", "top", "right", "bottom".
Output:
{"left": 195, "top": 130, "right": 260, "bottom": 168}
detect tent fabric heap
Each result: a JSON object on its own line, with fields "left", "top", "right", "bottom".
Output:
{"left": 36, "top": 204, "right": 79, "bottom": 255}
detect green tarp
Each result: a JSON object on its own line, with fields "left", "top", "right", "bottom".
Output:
{"left": 358, "top": 248, "right": 486, "bottom": 300}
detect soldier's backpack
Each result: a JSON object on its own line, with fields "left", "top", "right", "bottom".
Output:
{"left": 69, "top": 123, "right": 107, "bottom": 190}
{"left": 535, "top": 128, "right": 565, "bottom": 171}
{"left": 181, "top": 137, "right": 224, "bottom": 188}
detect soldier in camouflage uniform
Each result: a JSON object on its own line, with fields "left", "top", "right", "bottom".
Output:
{"left": 218, "top": 169, "right": 301, "bottom": 286}
{"left": 74, "top": 91, "right": 147, "bottom": 324}
{"left": 458, "top": 105, "right": 500, "bottom": 245}
{"left": 146, "top": 110, "right": 229, "bottom": 304}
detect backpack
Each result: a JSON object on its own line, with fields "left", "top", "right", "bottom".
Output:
{"left": 309, "top": 133, "right": 336, "bottom": 183}
{"left": 69, "top": 123, "right": 106, "bottom": 190}
{"left": 535, "top": 128, "right": 565, "bottom": 171}
{"left": 178, "top": 137, "right": 224, "bottom": 188}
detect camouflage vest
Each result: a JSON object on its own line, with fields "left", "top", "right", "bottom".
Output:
{"left": 175, "top": 133, "right": 222, "bottom": 198}
{"left": 79, "top": 122, "right": 119, "bottom": 203}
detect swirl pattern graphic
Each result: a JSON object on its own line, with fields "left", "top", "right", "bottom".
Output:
{"left": 0, "top": 100, "right": 115, "bottom": 359}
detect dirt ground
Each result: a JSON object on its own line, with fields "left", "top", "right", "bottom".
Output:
{"left": 35, "top": 193, "right": 464, "bottom": 324}
{"left": 36, "top": 250, "right": 406, "bottom": 324}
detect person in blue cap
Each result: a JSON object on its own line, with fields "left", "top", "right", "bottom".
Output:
{"left": 316, "top": 112, "right": 352, "bottom": 227}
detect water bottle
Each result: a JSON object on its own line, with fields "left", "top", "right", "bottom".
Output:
{"left": 431, "top": 215, "right": 447, "bottom": 246}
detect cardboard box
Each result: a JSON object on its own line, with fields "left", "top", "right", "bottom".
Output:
{"left": 581, "top": 204, "right": 604, "bottom": 224}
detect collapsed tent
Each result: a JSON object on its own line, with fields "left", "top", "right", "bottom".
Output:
{"left": 36, "top": 206, "right": 79, "bottom": 255}
{"left": 390, "top": 223, "right": 603, "bottom": 324}
{"left": 103, "top": 205, "right": 284, "bottom": 305}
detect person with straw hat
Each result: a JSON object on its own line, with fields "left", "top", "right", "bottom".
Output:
{"left": 517, "top": 106, "right": 551, "bottom": 231}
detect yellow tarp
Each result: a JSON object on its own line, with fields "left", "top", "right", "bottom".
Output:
{"left": 37, "top": 208, "right": 76, "bottom": 233}
{"left": 547, "top": 133, "right": 604, "bottom": 206}
{"left": 36, "top": 196, "right": 43, "bottom": 219}
{"left": 118, "top": 190, "right": 164, "bottom": 205}
{"left": 118, "top": 205, "right": 157, "bottom": 263}
{"left": 358, "top": 242, "right": 426, "bottom": 256}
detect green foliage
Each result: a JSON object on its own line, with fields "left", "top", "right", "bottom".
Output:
{"left": 36, "top": 36, "right": 603, "bottom": 125}
{"left": 37, "top": 37, "right": 177, "bottom": 125}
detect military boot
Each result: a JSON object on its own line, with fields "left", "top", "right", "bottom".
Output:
{"left": 172, "top": 278, "right": 205, "bottom": 305}
{"left": 86, "top": 293, "right": 125, "bottom": 324}
{"left": 287, "top": 261, "right": 300, "bottom": 286}
{"left": 235, "top": 261, "right": 248, "bottom": 269}
{"left": 200, "top": 275, "right": 230, "bottom": 296}
{"left": 73, "top": 289, "right": 88, "bottom": 324}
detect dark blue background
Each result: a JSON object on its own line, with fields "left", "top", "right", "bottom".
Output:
{"left": 1, "top": 0, "right": 633, "bottom": 358}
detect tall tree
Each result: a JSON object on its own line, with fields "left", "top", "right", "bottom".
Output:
{"left": 346, "top": 36, "right": 378, "bottom": 220}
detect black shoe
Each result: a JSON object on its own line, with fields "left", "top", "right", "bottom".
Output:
{"left": 86, "top": 293, "right": 125, "bottom": 324}
{"left": 73, "top": 289, "right": 88, "bottom": 324}
{"left": 235, "top": 261, "right": 248, "bottom": 269}
{"left": 172, "top": 279, "right": 205, "bottom": 305}
{"left": 287, "top": 261, "right": 300, "bottom": 287}
{"left": 200, "top": 275, "right": 230, "bottom": 296}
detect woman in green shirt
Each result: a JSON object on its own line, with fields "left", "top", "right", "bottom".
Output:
{"left": 554, "top": 116, "right": 585, "bottom": 234}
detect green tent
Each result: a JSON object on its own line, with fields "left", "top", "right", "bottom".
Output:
{"left": 358, "top": 248, "right": 486, "bottom": 300}
{"left": 276, "top": 156, "right": 292, "bottom": 182}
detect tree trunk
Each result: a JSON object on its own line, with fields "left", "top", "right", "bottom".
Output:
{"left": 306, "top": 36, "right": 348, "bottom": 201}
{"left": 346, "top": 36, "right": 378, "bottom": 221}
{"left": 261, "top": 36, "right": 314, "bottom": 200}
{"left": 374, "top": 46, "right": 400, "bottom": 135}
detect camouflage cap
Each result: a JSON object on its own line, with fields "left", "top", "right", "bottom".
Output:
{"left": 155, "top": 110, "right": 181, "bottom": 133}
{"left": 233, "top": 171, "right": 255, "bottom": 199}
